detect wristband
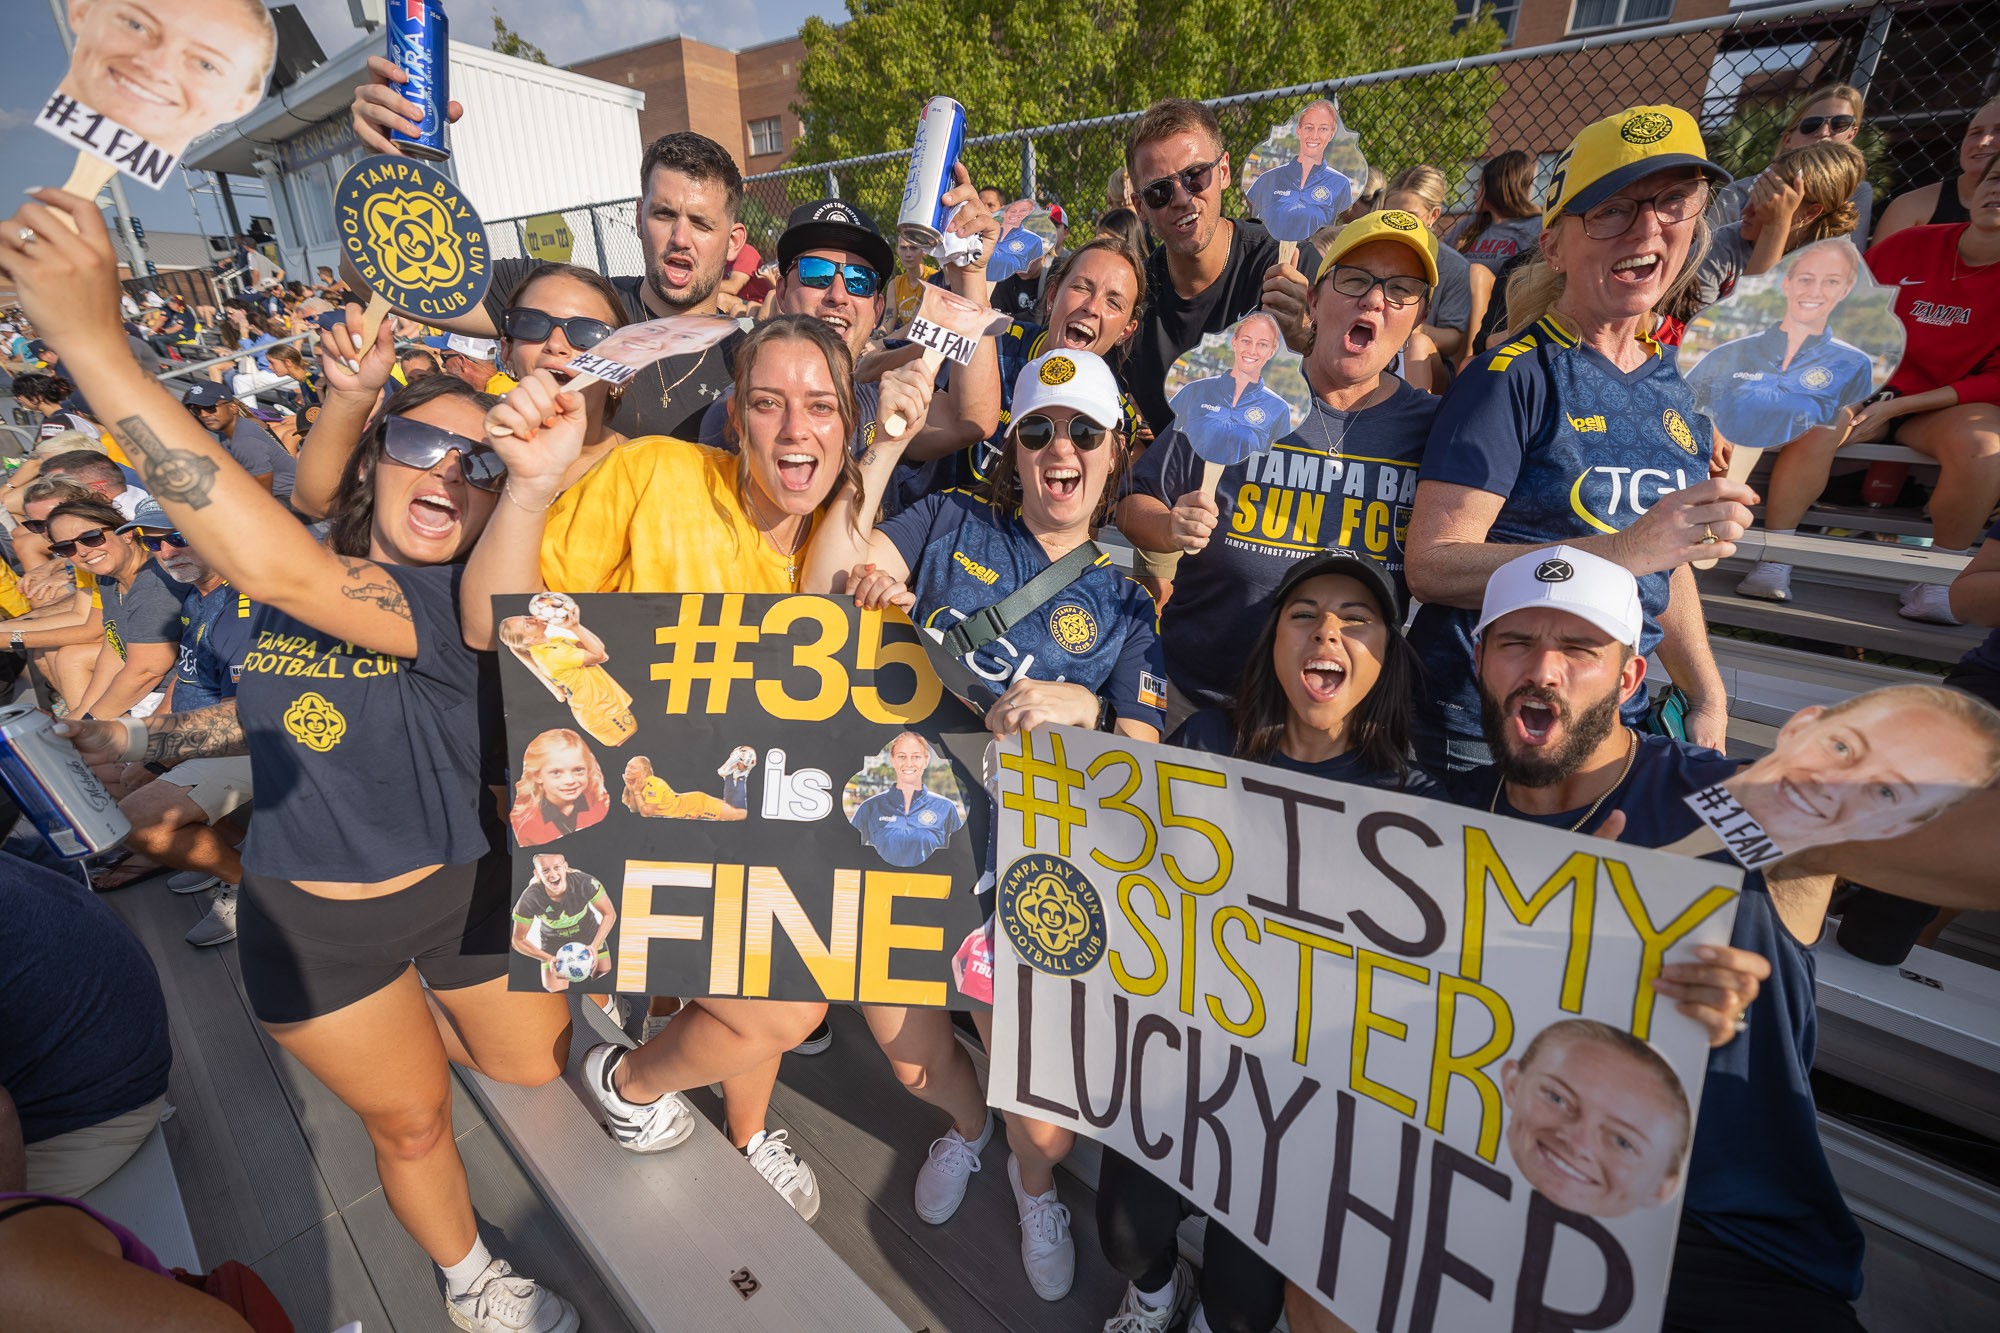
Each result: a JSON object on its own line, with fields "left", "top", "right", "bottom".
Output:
{"left": 117, "top": 717, "right": 150, "bottom": 763}
{"left": 1096, "top": 695, "right": 1116, "bottom": 732}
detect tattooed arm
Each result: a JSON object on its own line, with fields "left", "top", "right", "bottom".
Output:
{"left": 0, "top": 189, "right": 420, "bottom": 659}
{"left": 54, "top": 701, "right": 248, "bottom": 767}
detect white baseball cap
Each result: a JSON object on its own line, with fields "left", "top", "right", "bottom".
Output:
{"left": 1473, "top": 545, "right": 1643, "bottom": 649}
{"left": 444, "top": 334, "right": 499, "bottom": 360}
{"left": 1011, "top": 349, "right": 1122, "bottom": 431}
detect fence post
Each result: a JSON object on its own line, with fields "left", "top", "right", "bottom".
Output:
{"left": 826, "top": 169, "right": 840, "bottom": 199}
{"left": 515, "top": 219, "right": 529, "bottom": 258}
{"left": 588, "top": 207, "right": 607, "bottom": 273}
{"left": 1020, "top": 136, "right": 1038, "bottom": 202}
{"left": 1849, "top": 0, "right": 1896, "bottom": 101}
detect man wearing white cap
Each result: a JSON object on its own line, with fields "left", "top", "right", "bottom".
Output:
{"left": 440, "top": 334, "right": 516, "bottom": 396}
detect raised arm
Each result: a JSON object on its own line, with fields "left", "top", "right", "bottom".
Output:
{"left": 799, "top": 363, "right": 932, "bottom": 594}
{"left": 291, "top": 303, "right": 398, "bottom": 519}
{"left": 461, "top": 372, "right": 588, "bottom": 649}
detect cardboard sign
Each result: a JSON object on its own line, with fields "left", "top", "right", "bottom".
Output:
{"left": 336, "top": 155, "right": 492, "bottom": 325}
{"left": 1164, "top": 312, "right": 1312, "bottom": 497}
{"left": 561, "top": 316, "right": 740, "bottom": 388}
{"left": 498, "top": 592, "right": 995, "bottom": 1008}
{"left": 1682, "top": 238, "right": 1904, "bottom": 453}
{"left": 987, "top": 726, "right": 1741, "bottom": 1332}
{"left": 523, "top": 212, "right": 574, "bottom": 263}
{"left": 1241, "top": 97, "right": 1371, "bottom": 243}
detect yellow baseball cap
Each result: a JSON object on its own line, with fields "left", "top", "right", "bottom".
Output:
{"left": 1313, "top": 209, "right": 1439, "bottom": 287}
{"left": 1543, "top": 105, "right": 1730, "bottom": 226}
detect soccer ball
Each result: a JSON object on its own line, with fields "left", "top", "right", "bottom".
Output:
{"left": 552, "top": 941, "right": 596, "bottom": 982}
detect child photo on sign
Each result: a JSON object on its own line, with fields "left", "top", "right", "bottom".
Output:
{"left": 844, "top": 731, "right": 969, "bottom": 868}
{"left": 499, "top": 592, "right": 637, "bottom": 748}
{"left": 620, "top": 752, "right": 753, "bottom": 822}
{"left": 1164, "top": 311, "right": 1310, "bottom": 471}
{"left": 511, "top": 852, "right": 616, "bottom": 992}
{"left": 511, "top": 727, "right": 611, "bottom": 847}
{"left": 1241, "top": 97, "right": 1369, "bottom": 243}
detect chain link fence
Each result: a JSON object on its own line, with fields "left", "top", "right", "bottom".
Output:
{"left": 484, "top": 0, "right": 1995, "bottom": 276}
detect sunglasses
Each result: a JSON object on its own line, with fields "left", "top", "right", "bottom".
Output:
{"left": 790, "top": 256, "right": 882, "bottom": 298}
{"left": 501, "top": 307, "right": 615, "bottom": 350}
{"left": 48, "top": 528, "right": 111, "bottom": 558}
{"left": 381, "top": 415, "right": 508, "bottom": 491}
{"left": 1795, "top": 114, "right": 1857, "bottom": 137}
{"left": 139, "top": 531, "right": 190, "bottom": 552}
{"left": 187, "top": 400, "right": 229, "bottom": 415}
{"left": 20, "top": 518, "right": 49, "bottom": 537}
{"left": 1139, "top": 158, "right": 1222, "bottom": 210}
{"left": 1323, "top": 265, "right": 1430, "bottom": 309}
{"left": 1015, "top": 414, "right": 1111, "bottom": 452}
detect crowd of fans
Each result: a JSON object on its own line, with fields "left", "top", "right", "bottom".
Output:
{"left": 0, "top": 49, "right": 1998, "bottom": 1333}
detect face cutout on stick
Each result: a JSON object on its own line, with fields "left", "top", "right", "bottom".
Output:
{"left": 1241, "top": 97, "right": 1371, "bottom": 242}
{"left": 1163, "top": 311, "right": 1311, "bottom": 479}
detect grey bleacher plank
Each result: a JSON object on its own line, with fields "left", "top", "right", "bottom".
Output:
{"left": 250, "top": 1212, "right": 396, "bottom": 1333}
{"left": 1855, "top": 1218, "right": 2000, "bottom": 1333}
{"left": 1798, "top": 503, "right": 1937, "bottom": 539}
{"left": 1842, "top": 442, "right": 1939, "bottom": 466}
{"left": 333, "top": 1187, "right": 457, "bottom": 1332}
{"left": 101, "top": 883, "right": 337, "bottom": 1269}
{"left": 1726, "top": 530, "right": 1966, "bottom": 586}
{"left": 1697, "top": 572, "right": 1980, "bottom": 661}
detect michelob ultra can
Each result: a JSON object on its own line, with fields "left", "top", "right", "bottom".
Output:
{"left": 897, "top": 97, "right": 967, "bottom": 248}
{"left": 0, "top": 701, "right": 129, "bottom": 858}
{"left": 388, "top": 0, "right": 451, "bottom": 162}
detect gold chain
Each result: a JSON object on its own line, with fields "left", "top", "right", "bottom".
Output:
{"left": 1490, "top": 727, "right": 1639, "bottom": 832}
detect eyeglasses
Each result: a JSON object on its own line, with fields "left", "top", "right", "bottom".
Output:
{"left": 1579, "top": 179, "right": 1711, "bottom": 240}
{"left": 48, "top": 528, "right": 111, "bottom": 558}
{"left": 139, "top": 531, "right": 190, "bottom": 552}
{"left": 501, "top": 307, "right": 615, "bottom": 350}
{"left": 1322, "top": 265, "right": 1431, "bottom": 309}
{"left": 1795, "top": 114, "right": 1857, "bottom": 137}
{"left": 1015, "top": 414, "right": 1111, "bottom": 452}
{"left": 1139, "top": 158, "right": 1222, "bottom": 210}
{"left": 381, "top": 415, "right": 508, "bottom": 492}
{"left": 789, "top": 256, "right": 882, "bottom": 299}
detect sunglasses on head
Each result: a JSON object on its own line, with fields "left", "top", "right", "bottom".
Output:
{"left": 1796, "top": 114, "right": 1857, "bottom": 137}
{"left": 48, "top": 528, "right": 111, "bottom": 558}
{"left": 790, "top": 255, "right": 883, "bottom": 298}
{"left": 1015, "top": 414, "right": 1111, "bottom": 452}
{"left": 1139, "top": 158, "right": 1222, "bottom": 210}
{"left": 501, "top": 307, "right": 615, "bottom": 350}
{"left": 139, "top": 530, "right": 190, "bottom": 552}
{"left": 380, "top": 415, "right": 508, "bottom": 492}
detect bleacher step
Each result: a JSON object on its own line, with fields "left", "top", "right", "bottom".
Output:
{"left": 1697, "top": 571, "right": 1981, "bottom": 662}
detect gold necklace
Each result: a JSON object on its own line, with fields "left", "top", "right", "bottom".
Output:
{"left": 745, "top": 484, "right": 812, "bottom": 584}
{"left": 1490, "top": 727, "right": 1639, "bottom": 832}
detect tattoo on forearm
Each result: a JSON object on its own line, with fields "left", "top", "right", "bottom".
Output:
{"left": 113, "top": 416, "right": 220, "bottom": 511}
{"left": 336, "top": 556, "right": 412, "bottom": 621}
{"left": 146, "top": 701, "right": 246, "bottom": 763}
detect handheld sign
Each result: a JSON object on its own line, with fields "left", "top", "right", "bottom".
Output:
{"left": 485, "top": 315, "right": 737, "bottom": 437}
{"left": 987, "top": 200, "right": 1060, "bottom": 283}
{"left": 1163, "top": 311, "right": 1311, "bottom": 500}
{"left": 336, "top": 155, "right": 491, "bottom": 344}
{"left": 1241, "top": 96, "right": 1370, "bottom": 243}
{"left": 885, "top": 285, "right": 1010, "bottom": 438}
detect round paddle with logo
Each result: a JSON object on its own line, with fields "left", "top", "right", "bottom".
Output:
{"left": 336, "top": 155, "right": 492, "bottom": 343}
{"left": 1163, "top": 310, "right": 1313, "bottom": 502}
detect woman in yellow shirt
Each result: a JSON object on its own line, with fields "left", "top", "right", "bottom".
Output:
{"left": 619, "top": 754, "right": 745, "bottom": 821}
{"left": 498, "top": 596, "right": 637, "bottom": 748}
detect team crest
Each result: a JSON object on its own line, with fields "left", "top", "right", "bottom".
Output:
{"left": 1039, "top": 356, "right": 1077, "bottom": 386}
{"left": 1620, "top": 111, "right": 1675, "bottom": 145}
{"left": 1381, "top": 210, "right": 1421, "bottom": 231}
{"left": 283, "top": 691, "right": 348, "bottom": 752}
{"left": 999, "top": 854, "right": 1107, "bottom": 976}
{"left": 1394, "top": 504, "right": 1413, "bottom": 546}
{"left": 1801, "top": 366, "right": 1833, "bottom": 390}
{"left": 919, "top": 809, "right": 938, "bottom": 826}
{"left": 1662, "top": 408, "right": 1698, "bottom": 455}
{"left": 1245, "top": 406, "right": 1267, "bottom": 426}
{"left": 1049, "top": 603, "right": 1099, "bottom": 653}
{"left": 1311, "top": 185, "right": 1331, "bottom": 202}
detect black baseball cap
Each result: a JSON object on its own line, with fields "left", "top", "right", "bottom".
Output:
{"left": 180, "top": 380, "right": 232, "bottom": 409}
{"left": 1271, "top": 550, "right": 1402, "bottom": 624}
{"left": 778, "top": 199, "right": 895, "bottom": 284}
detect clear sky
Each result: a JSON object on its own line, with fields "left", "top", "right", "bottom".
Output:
{"left": 0, "top": 0, "right": 844, "bottom": 241}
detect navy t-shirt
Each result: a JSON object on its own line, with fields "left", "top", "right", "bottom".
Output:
{"left": 850, "top": 785, "right": 966, "bottom": 866}
{"left": 1447, "top": 214, "right": 1543, "bottom": 273}
{"left": 880, "top": 490, "right": 1168, "bottom": 732}
{"left": 1408, "top": 318, "right": 1713, "bottom": 742}
{"left": 1960, "top": 516, "right": 2000, "bottom": 676}
{"left": 1453, "top": 735, "right": 1864, "bottom": 1300}
{"left": 174, "top": 581, "right": 253, "bottom": 710}
{"left": 1170, "top": 707, "right": 1440, "bottom": 797}
{"left": 1129, "top": 379, "right": 1434, "bottom": 707}
{"left": 237, "top": 563, "right": 498, "bottom": 881}
{"left": 0, "top": 852, "right": 170, "bottom": 1141}
{"left": 1684, "top": 324, "right": 1874, "bottom": 448}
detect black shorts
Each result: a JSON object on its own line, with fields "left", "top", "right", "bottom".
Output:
{"left": 1664, "top": 1217, "right": 1864, "bottom": 1333}
{"left": 239, "top": 854, "right": 513, "bottom": 1024}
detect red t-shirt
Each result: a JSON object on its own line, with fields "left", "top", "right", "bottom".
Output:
{"left": 732, "top": 242, "right": 771, "bottom": 304}
{"left": 1864, "top": 223, "right": 2000, "bottom": 405}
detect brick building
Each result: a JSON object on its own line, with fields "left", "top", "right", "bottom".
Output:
{"left": 567, "top": 33, "right": 808, "bottom": 174}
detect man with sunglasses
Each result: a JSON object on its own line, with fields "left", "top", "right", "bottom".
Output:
{"left": 1125, "top": 99, "right": 1283, "bottom": 437}
{"left": 181, "top": 380, "right": 294, "bottom": 504}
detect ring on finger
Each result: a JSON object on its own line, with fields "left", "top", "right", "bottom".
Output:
{"left": 1732, "top": 1012, "right": 1749, "bottom": 1035}
{"left": 15, "top": 226, "right": 34, "bottom": 245}
{"left": 1700, "top": 524, "right": 1719, "bottom": 544}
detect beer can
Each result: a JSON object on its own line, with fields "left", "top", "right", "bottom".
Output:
{"left": 388, "top": 0, "right": 451, "bottom": 162}
{"left": 0, "top": 702, "right": 130, "bottom": 858}
{"left": 896, "top": 97, "right": 967, "bottom": 249}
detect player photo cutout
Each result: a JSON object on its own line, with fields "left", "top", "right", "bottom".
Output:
{"left": 844, "top": 732, "right": 970, "bottom": 868}
{"left": 1241, "top": 97, "right": 1370, "bottom": 243}
{"left": 1164, "top": 312, "right": 1312, "bottom": 490}
{"left": 1501, "top": 1020, "right": 1692, "bottom": 1220}
{"left": 987, "top": 201, "right": 1061, "bottom": 283}
{"left": 620, "top": 748, "right": 755, "bottom": 822}
{"left": 500, "top": 592, "right": 638, "bottom": 748}
{"left": 1681, "top": 238, "right": 1904, "bottom": 470}
{"left": 562, "top": 314, "right": 740, "bottom": 388}
{"left": 511, "top": 727, "right": 612, "bottom": 848}
{"left": 39, "top": 0, "right": 277, "bottom": 190}
{"left": 511, "top": 852, "right": 617, "bottom": 992}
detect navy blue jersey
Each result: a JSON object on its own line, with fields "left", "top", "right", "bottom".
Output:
{"left": 1168, "top": 374, "right": 1294, "bottom": 468}
{"left": 1408, "top": 317, "right": 1712, "bottom": 742}
{"left": 1453, "top": 734, "right": 1864, "bottom": 1300}
{"left": 1129, "top": 381, "right": 1434, "bottom": 707}
{"left": 174, "top": 581, "right": 253, "bottom": 710}
{"left": 850, "top": 785, "right": 966, "bottom": 866}
{"left": 1170, "top": 708, "right": 1440, "bottom": 796}
{"left": 880, "top": 490, "right": 1169, "bottom": 732}
{"left": 1684, "top": 325, "right": 1874, "bottom": 448}
{"left": 1246, "top": 161, "right": 1353, "bottom": 243}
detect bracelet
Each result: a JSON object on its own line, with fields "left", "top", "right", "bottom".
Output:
{"left": 503, "top": 484, "right": 558, "bottom": 514}
{"left": 117, "top": 716, "right": 150, "bottom": 763}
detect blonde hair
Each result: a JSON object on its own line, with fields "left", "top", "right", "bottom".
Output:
{"left": 1388, "top": 164, "right": 1451, "bottom": 218}
{"left": 620, "top": 754, "right": 656, "bottom": 814}
{"left": 1787, "top": 82, "right": 1865, "bottom": 135}
{"left": 511, "top": 729, "right": 608, "bottom": 825}
{"left": 1821, "top": 685, "right": 2000, "bottom": 790}
{"left": 1772, "top": 140, "right": 1867, "bottom": 248}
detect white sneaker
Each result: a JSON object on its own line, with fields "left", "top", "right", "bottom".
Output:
{"left": 1900, "top": 581, "right": 1960, "bottom": 625}
{"left": 1008, "top": 1153, "right": 1074, "bottom": 1300}
{"left": 1736, "top": 560, "right": 1793, "bottom": 602}
{"left": 185, "top": 884, "right": 237, "bottom": 947}
{"left": 445, "top": 1257, "right": 578, "bottom": 1333}
{"left": 1103, "top": 1255, "right": 1195, "bottom": 1332}
{"left": 592, "top": 993, "right": 626, "bottom": 1029}
{"left": 582, "top": 1043, "right": 695, "bottom": 1153}
{"left": 166, "top": 869, "right": 220, "bottom": 895}
{"left": 914, "top": 1112, "right": 991, "bottom": 1224}
{"left": 744, "top": 1128, "right": 820, "bottom": 1221}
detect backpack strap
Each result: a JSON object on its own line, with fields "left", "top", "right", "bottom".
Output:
{"left": 937, "top": 542, "right": 1108, "bottom": 659}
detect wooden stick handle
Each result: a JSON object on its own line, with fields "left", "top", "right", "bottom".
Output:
{"left": 45, "top": 155, "right": 117, "bottom": 234}
{"left": 1199, "top": 459, "right": 1226, "bottom": 503}
{"left": 486, "top": 372, "right": 600, "bottom": 438}
{"left": 358, "top": 293, "right": 393, "bottom": 344}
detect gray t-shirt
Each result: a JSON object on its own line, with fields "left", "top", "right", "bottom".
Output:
{"left": 1430, "top": 241, "right": 1474, "bottom": 337}
{"left": 1447, "top": 214, "right": 1543, "bottom": 272}
{"left": 1687, "top": 221, "right": 1756, "bottom": 313}
{"left": 218, "top": 417, "right": 296, "bottom": 501}
{"left": 100, "top": 559, "right": 186, "bottom": 665}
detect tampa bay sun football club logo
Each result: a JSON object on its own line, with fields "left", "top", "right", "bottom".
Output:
{"left": 1620, "top": 111, "right": 1676, "bottom": 146}
{"left": 1802, "top": 366, "right": 1833, "bottom": 390}
{"left": 1039, "top": 356, "right": 1077, "bottom": 386}
{"left": 1049, "top": 602, "right": 1099, "bottom": 653}
{"left": 1382, "top": 210, "right": 1421, "bottom": 231}
{"left": 1662, "top": 408, "right": 1698, "bottom": 455}
{"left": 283, "top": 691, "right": 348, "bottom": 752}
{"left": 999, "top": 854, "right": 1107, "bottom": 976}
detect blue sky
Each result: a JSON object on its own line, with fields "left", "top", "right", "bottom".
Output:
{"left": 0, "top": 0, "right": 844, "bottom": 240}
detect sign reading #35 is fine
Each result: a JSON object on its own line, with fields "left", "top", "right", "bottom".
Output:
{"left": 498, "top": 593, "right": 994, "bottom": 1008}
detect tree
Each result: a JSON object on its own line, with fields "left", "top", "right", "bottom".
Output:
{"left": 491, "top": 13, "right": 549, "bottom": 65}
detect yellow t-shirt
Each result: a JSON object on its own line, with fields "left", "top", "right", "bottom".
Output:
{"left": 885, "top": 270, "right": 936, "bottom": 327}
{"left": 539, "top": 437, "right": 797, "bottom": 595}
{"left": 0, "top": 563, "right": 28, "bottom": 619}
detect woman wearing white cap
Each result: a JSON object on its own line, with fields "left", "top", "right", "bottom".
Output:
{"left": 803, "top": 346, "right": 1167, "bottom": 1301}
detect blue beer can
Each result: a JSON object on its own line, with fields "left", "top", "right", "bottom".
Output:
{"left": 388, "top": 0, "right": 451, "bottom": 162}
{"left": 896, "top": 96, "right": 967, "bottom": 248}
{"left": 0, "top": 701, "right": 130, "bottom": 858}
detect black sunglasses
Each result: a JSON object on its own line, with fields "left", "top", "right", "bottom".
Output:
{"left": 1139, "top": 158, "right": 1222, "bottom": 210}
{"left": 139, "top": 531, "right": 190, "bottom": 552}
{"left": 501, "top": 307, "right": 615, "bottom": 350}
{"left": 48, "top": 528, "right": 111, "bottom": 558}
{"left": 1795, "top": 114, "right": 1857, "bottom": 137}
{"left": 380, "top": 415, "right": 508, "bottom": 492}
{"left": 1015, "top": 414, "right": 1111, "bottom": 452}
{"left": 790, "top": 256, "right": 882, "bottom": 298}
{"left": 20, "top": 518, "right": 49, "bottom": 537}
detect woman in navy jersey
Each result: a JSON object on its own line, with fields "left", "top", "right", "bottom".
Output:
{"left": 9, "top": 193, "right": 580, "bottom": 1333}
